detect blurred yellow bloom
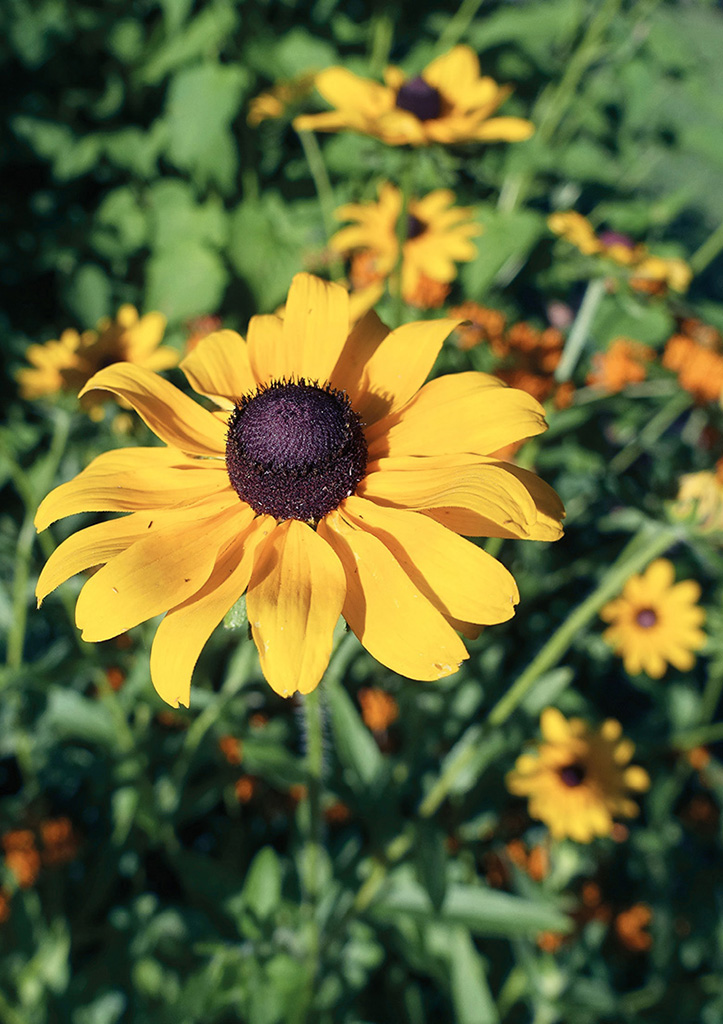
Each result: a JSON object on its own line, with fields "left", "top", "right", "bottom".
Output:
{"left": 17, "top": 305, "right": 177, "bottom": 415}
{"left": 673, "top": 461, "right": 723, "bottom": 534}
{"left": 600, "top": 559, "right": 706, "bottom": 678}
{"left": 294, "top": 45, "right": 534, "bottom": 147}
{"left": 331, "top": 182, "right": 481, "bottom": 308}
{"left": 548, "top": 211, "right": 691, "bottom": 292}
{"left": 247, "top": 73, "right": 316, "bottom": 126}
{"left": 506, "top": 708, "right": 650, "bottom": 843}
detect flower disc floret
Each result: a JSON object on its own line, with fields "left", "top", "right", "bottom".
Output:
{"left": 225, "top": 379, "right": 368, "bottom": 522}
{"left": 395, "top": 76, "right": 442, "bottom": 121}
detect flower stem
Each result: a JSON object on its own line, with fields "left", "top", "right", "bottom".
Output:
{"left": 554, "top": 277, "right": 606, "bottom": 382}
{"left": 487, "top": 520, "right": 681, "bottom": 727}
{"left": 689, "top": 220, "right": 723, "bottom": 276}
{"left": 436, "top": 0, "right": 489, "bottom": 53}
{"left": 609, "top": 391, "right": 693, "bottom": 476}
{"left": 297, "top": 129, "right": 345, "bottom": 282}
{"left": 392, "top": 156, "right": 414, "bottom": 327}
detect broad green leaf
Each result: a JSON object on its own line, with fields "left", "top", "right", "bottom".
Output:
{"left": 241, "top": 846, "right": 282, "bottom": 919}
{"left": 324, "top": 674, "right": 383, "bottom": 790}
{"left": 146, "top": 241, "right": 228, "bottom": 322}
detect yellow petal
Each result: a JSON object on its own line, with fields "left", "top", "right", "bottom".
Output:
{"left": 354, "top": 318, "right": 461, "bottom": 425}
{"left": 487, "top": 461, "right": 565, "bottom": 540}
{"left": 359, "top": 457, "right": 537, "bottom": 536}
{"left": 75, "top": 499, "right": 242, "bottom": 642}
{"left": 367, "top": 371, "right": 547, "bottom": 458}
{"left": 79, "top": 364, "right": 227, "bottom": 456}
{"left": 246, "top": 313, "right": 285, "bottom": 385}
{"left": 623, "top": 766, "right": 650, "bottom": 792}
{"left": 180, "top": 330, "right": 257, "bottom": 404}
{"left": 35, "top": 448, "right": 230, "bottom": 532}
{"left": 472, "top": 117, "right": 535, "bottom": 141}
{"left": 540, "top": 707, "right": 571, "bottom": 743}
{"left": 342, "top": 495, "right": 518, "bottom": 625}
{"left": 282, "top": 273, "right": 350, "bottom": 382}
{"left": 329, "top": 309, "right": 390, "bottom": 400}
{"left": 313, "top": 67, "right": 392, "bottom": 116}
{"left": 318, "top": 510, "right": 468, "bottom": 680}
{"left": 150, "top": 513, "right": 275, "bottom": 708}
{"left": 246, "top": 519, "right": 346, "bottom": 697}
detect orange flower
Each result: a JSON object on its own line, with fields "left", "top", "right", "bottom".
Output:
{"left": 234, "top": 776, "right": 257, "bottom": 803}
{"left": 324, "top": 801, "right": 352, "bottom": 823}
{"left": 537, "top": 930, "right": 566, "bottom": 953}
{"left": 0, "top": 888, "right": 10, "bottom": 924}
{"left": 586, "top": 338, "right": 654, "bottom": 393}
{"left": 615, "top": 904, "right": 652, "bottom": 952}
{"left": 2, "top": 830, "right": 41, "bottom": 888}
{"left": 663, "top": 331, "right": 723, "bottom": 403}
{"left": 40, "top": 818, "right": 78, "bottom": 867}
{"left": 218, "top": 735, "right": 243, "bottom": 765}
{"left": 687, "top": 746, "right": 711, "bottom": 771}
{"left": 358, "top": 687, "right": 399, "bottom": 732}
{"left": 450, "top": 302, "right": 507, "bottom": 351}
{"left": 105, "top": 666, "right": 126, "bottom": 691}
{"left": 249, "top": 713, "right": 269, "bottom": 730}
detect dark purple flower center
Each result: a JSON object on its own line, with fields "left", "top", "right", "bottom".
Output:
{"left": 559, "top": 763, "right": 586, "bottom": 787}
{"left": 406, "top": 214, "right": 427, "bottom": 240}
{"left": 599, "top": 230, "right": 635, "bottom": 250}
{"left": 635, "top": 607, "right": 658, "bottom": 629}
{"left": 395, "top": 76, "right": 442, "bottom": 121}
{"left": 225, "top": 379, "right": 368, "bottom": 522}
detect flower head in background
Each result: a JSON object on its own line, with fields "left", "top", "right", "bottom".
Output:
{"left": 600, "top": 559, "right": 706, "bottom": 678}
{"left": 586, "top": 338, "right": 654, "bottom": 393}
{"left": 663, "top": 319, "right": 723, "bottom": 403}
{"left": 36, "top": 273, "right": 563, "bottom": 706}
{"left": 506, "top": 708, "right": 650, "bottom": 842}
{"left": 358, "top": 687, "right": 399, "bottom": 733}
{"left": 615, "top": 904, "right": 653, "bottom": 952}
{"left": 247, "top": 72, "right": 317, "bottom": 126}
{"left": 331, "top": 183, "right": 481, "bottom": 309}
{"left": 673, "top": 460, "right": 723, "bottom": 534}
{"left": 548, "top": 212, "right": 691, "bottom": 293}
{"left": 17, "top": 306, "right": 177, "bottom": 416}
{"left": 294, "top": 45, "right": 534, "bottom": 147}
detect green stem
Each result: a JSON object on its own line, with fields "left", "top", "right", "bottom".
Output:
{"left": 297, "top": 130, "right": 345, "bottom": 282}
{"left": 392, "top": 157, "right": 415, "bottom": 327}
{"left": 689, "top": 221, "right": 723, "bottom": 276}
{"left": 368, "top": 9, "right": 394, "bottom": 77}
{"left": 436, "top": 0, "right": 489, "bottom": 53}
{"left": 700, "top": 667, "right": 723, "bottom": 726}
{"left": 299, "top": 684, "right": 326, "bottom": 1010}
{"left": 609, "top": 391, "right": 692, "bottom": 476}
{"left": 487, "top": 521, "right": 681, "bottom": 728}
{"left": 554, "top": 277, "right": 606, "bottom": 382}
{"left": 671, "top": 721, "right": 723, "bottom": 751}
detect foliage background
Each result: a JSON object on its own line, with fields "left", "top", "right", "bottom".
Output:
{"left": 2, "top": 0, "right": 723, "bottom": 1021}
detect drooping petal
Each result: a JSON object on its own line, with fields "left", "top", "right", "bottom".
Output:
{"left": 150, "top": 514, "right": 275, "bottom": 708}
{"left": 74, "top": 499, "right": 243, "bottom": 642}
{"left": 342, "top": 495, "right": 518, "bottom": 625}
{"left": 35, "top": 448, "right": 230, "bottom": 532}
{"left": 246, "top": 519, "right": 346, "bottom": 697}
{"left": 282, "top": 273, "right": 350, "bottom": 382}
{"left": 79, "top": 364, "right": 227, "bottom": 456}
{"left": 366, "top": 371, "right": 547, "bottom": 458}
{"left": 353, "top": 318, "right": 461, "bottom": 425}
{"left": 486, "top": 460, "right": 565, "bottom": 541}
{"left": 180, "top": 330, "right": 257, "bottom": 404}
{"left": 318, "top": 510, "right": 468, "bottom": 680}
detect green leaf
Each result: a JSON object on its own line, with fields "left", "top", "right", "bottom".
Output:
{"left": 241, "top": 847, "right": 282, "bottom": 919}
{"left": 447, "top": 928, "right": 500, "bottom": 1024}
{"left": 146, "top": 241, "right": 228, "bottom": 323}
{"left": 93, "top": 188, "right": 147, "bottom": 259}
{"left": 43, "top": 689, "right": 117, "bottom": 747}
{"left": 65, "top": 264, "right": 112, "bottom": 327}
{"left": 324, "top": 675, "right": 383, "bottom": 791}
{"left": 414, "top": 822, "right": 448, "bottom": 913}
{"left": 459, "top": 205, "right": 545, "bottom": 298}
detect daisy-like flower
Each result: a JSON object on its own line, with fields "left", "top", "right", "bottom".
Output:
{"left": 247, "top": 72, "right": 317, "bottom": 126}
{"left": 293, "top": 45, "right": 534, "bottom": 147}
{"left": 586, "top": 338, "right": 654, "bottom": 393}
{"left": 331, "top": 183, "right": 481, "bottom": 309}
{"left": 548, "top": 212, "right": 692, "bottom": 293}
{"left": 35, "top": 273, "right": 564, "bottom": 706}
{"left": 18, "top": 306, "right": 177, "bottom": 414}
{"left": 600, "top": 559, "right": 706, "bottom": 678}
{"left": 673, "top": 460, "right": 723, "bottom": 534}
{"left": 506, "top": 707, "right": 650, "bottom": 843}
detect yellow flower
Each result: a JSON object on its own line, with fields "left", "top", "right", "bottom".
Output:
{"left": 294, "top": 45, "right": 534, "bottom": 147}
{"left": 673, "top": 461, "right": 723, "bottom": 534}
{"left": 600, "top": 559, "right": 706, "bottom": 678}
{"left": 35, "top": 273, "right": 564, "bottom": 706}
{"left": 330, "top": 183, "right": 481, "bottom": 308}
{"left": 548, "top": 212, "right": 692, "bottom": 292}
{"left": 247, "top": 72, "right": 317, "bottom": 126}
{"left": 506, "top": 708, "right": 650, "bottom": 843}
{"left": 17, "top": 306, "right": 178, "bottom": 414}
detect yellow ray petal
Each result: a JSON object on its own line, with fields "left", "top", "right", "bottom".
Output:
{"left": 313, "top": 67, "right": 392, "bottom": 116}
{"left": 246, "top": 313, "right": 285, "bottom": 385}
{"left": 282, "top": 273, "right": 350, "bottom": 382}
{"left": 342, "top": 495, "right": 518, "bottom": 625}
{"left": 35, "top": 448, "right": 230, "bottom": 532}
{"left": 150, "top": 513, "right": 275, "bottom": 708}
{"left": 472, "top": 117, "right": 535, "bottom": 142}
{"left": 354, "top": 317, "right": 461, "bottom": 425}
{"left": 180, "top": 329, "right": 257, "bottom": 404}
{"left": 318, "top": 510, "right": 468, "bottom": 680}
{"left": 423, "top": 45, "right": 481, "bottom": 98}
{"left": 330, "top": 309, "right": 390, "bottom": 401}
{"left": 366, "top": 371, "right": 547, "bottom": 458}
{"left": 79, "top": 364, "right": 227, "bottom": 456}
{"left": 246, "top": 519, "right": 346, "bottom": 697}
{"left": 75, "top": 499, "right": 243, "bottom": 642}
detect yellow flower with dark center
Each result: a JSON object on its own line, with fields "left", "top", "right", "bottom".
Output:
{"left": 600, "top": 559, "right": 706, "bottom": 678}
{"left": 18, "top": 305, "right": 177, "bottom": 414}
{"left": 294, "top": 45, "right": 534, "bottom": 147}
{"left": 331, "top": 183, "right": 481, "bottom": 309}
{"left": 35, "top": 273, "right": 564, "bottom": 706}
{"left": 506, "top": 708, "right": 650, "bottom": 843}
{"left": 548, "top": 211, "right": 692, "bottom": 293}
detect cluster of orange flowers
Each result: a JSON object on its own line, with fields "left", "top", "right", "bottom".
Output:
{"left": 450, "top": 301, "right": 574, "bottom": 408}
{"left": 358, "top": 687, "right": 399, "bottom": 733}
{"left": 0, "top": 819, "right": 78, "bottom": 923}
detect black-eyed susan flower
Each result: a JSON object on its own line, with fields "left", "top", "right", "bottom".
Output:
{"left": 506, "top": 708, "right": 650, "bottom": 843}
{"left": 548, "top": 211, "right": 692, "bottom": 293}
{"left": 18, "top": 305, "right": 177, "bottom": 415}
{"left": 247, "top": 72, "right": 317, "bottom": 126}
{"left": 600, "top": 559, "right": 706, "bottom": 678}
{"left": 35, "top": 273, "right": 564, "bottom": 706}
{"left": 331, "top": 183, "right": 481, "bottom": 309}
{"left": 294, "top": 45, "right": 534, "bottom": 147}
